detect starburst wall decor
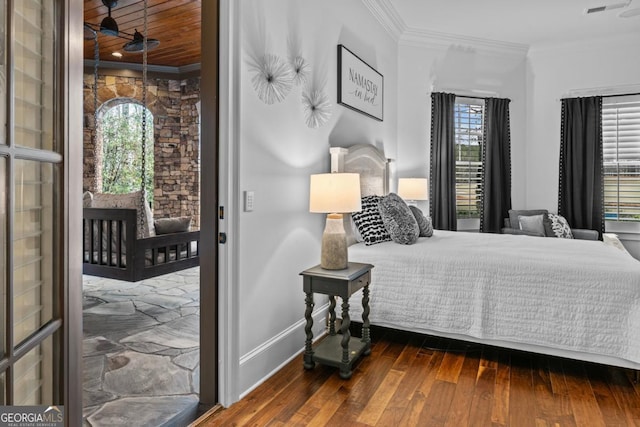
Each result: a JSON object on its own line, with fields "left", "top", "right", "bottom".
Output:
{"left": 250, "top": 53, "right": 293, "bottom": 105}
{"left": 290, "top": 56, "right": 310, "bottom": 86}
{"left": 302, "top": 88, "right": 332, "bottom": 129}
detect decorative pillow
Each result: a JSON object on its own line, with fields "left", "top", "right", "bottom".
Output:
{"left": 518, "top": 214, "right": 545, "bottom": 235}
{"left": 508, "top": 209, "right": 548, "bottom": 230}
{"left": 547, "top": 213, "right": 574, "bottom": 239}
{"left": 351, "top": 195, "right": 391, "bottom": 246}
{"left": 349, "top": 215, "right": 364, "bottom": 243}
{"left": 409, "top": 205, "right": 433, "bottom": 237}
{"left": 378, "top": 193, "right": 419, "bottom": 245}
{"left": 342, "top": 214, "right": 363, "bottom": 246}
{"left": 542, "top": 214, "right": 555, "bottom": 237}
{"left": 91, "top": 191, "right": 156, "bottom": 239}
{"left": 83, "top": 191, "right": 93, "bottom": 208}
{"left": 154, "top": 216, "right": 192, "bottom": 235}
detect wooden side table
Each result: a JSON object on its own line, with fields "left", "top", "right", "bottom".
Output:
{"left": 300, "top": 262, "right": 373, "bottom": 379}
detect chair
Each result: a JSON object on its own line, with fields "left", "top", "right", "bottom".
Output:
{"left": 501, "top": 209, "right": 598, "bottom": 240}
{"left": 83, "top": 191, "right": 200, "bottom": 281}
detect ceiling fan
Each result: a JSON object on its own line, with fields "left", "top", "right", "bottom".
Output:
{"left": 84, "top": 0, "right": 160, "bottom": 53}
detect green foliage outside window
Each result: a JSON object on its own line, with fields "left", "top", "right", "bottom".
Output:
{"left": 100, "top": 103, "right": 154, "bottom": 204}
{"left": 455, "top": 102, "right": 484, "bottom": 219}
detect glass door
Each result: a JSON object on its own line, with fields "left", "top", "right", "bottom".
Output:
{"left": 0, "top": 0, "right": 63, "bottom": 406}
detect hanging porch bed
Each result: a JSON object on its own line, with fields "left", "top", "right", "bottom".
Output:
{"left": 83, "top": 191, "right": 200, "bottom": 282}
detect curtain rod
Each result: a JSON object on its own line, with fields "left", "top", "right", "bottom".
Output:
{"left": 559, "top": 92, "right": 640, "bottom": 101}
{"left": 430, "top": 85, "right": 503, "bottom": 100}
{"left": 561, "top": 83, "right": 640, "bottom": 99}
{"left": 454, "top": 94, "right": 485, "bottom": 100}
{"left": 431, "top": 92, "right": 511, "bottom": 101}
{"left": 453, "top": 94, "right": 512, "bottom": 102}
{"left": 603, "top": 92, "right": 640, "bottom": 98}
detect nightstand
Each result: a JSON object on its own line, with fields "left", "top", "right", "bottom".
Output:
{"left": 300, "top": 262, "right": 373, "bottom": 379}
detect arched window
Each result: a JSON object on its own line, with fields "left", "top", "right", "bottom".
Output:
{"left": 98, "top": 101, "right": 154, "bottom": 203}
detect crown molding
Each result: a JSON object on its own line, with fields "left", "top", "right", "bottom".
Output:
{"left": 361, "top": 0, "right": 405, "bottom": 42}
{"left": 361, "top": 0, "right": 529, "bottom": 56}
{"left": 401, "top": 28, "right": 528, "bottom": 56}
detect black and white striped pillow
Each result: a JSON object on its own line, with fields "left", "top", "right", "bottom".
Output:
{"left": 351, "top": 195, "right": 391, "bottom": 246}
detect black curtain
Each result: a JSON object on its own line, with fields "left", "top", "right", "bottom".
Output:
{"left": 558, "top": 96, "right": 604, "bottom": 238}
{"left": 430, "top": 92, "right": 457, "bottom": 230}
{"left": 481, "top": 98, "right": 512, "bottom": 233}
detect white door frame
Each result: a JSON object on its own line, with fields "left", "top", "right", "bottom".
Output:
{"left": 200, "top": 0, "right": 241, "bottom": 407}
{"left": 215, "top": 0, "right": 241, "bottom": 407}
{"left": 66, "top": 0, "right": 85, "bottom": 423}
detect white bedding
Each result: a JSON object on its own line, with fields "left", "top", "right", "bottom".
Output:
{"left": 348, "top": 231, "right": 640, "bottom": 368}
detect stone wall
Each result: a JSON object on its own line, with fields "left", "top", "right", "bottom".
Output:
{"left": 83, "top": 73, "right": 200, "bottom": 228}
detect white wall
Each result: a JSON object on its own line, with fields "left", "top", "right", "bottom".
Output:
{"left": 235, "top": 0, "right": 398, "bottom": 396}
{"left": 227, "top": 3, "right": 640, "bottom": 401}
{"left": 526, "top": 34, "right": 640, "bottom": 258}
{"left": 396, "top": 41, "right": 527, "bottom": 221}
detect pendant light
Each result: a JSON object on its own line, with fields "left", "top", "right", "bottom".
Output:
{"left": 99, "top": 0, "right": 119, "bottom": 36}
{"left": 84, "top": 0, "right": 160, "bottom": 54}
{"left": 123, "top": 29, "right": 160, "bottom": 53}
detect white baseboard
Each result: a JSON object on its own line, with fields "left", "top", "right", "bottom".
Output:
{"left": 237, "top": 302, "right": 329, "bottom": 398}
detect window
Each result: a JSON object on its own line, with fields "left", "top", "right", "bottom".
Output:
{"left": 99, "top": 102, "right": 154, "bottom": 203}
{"left": 454, "top": 100, "right": 485, "bottom": 218}
{"left": 1, "top": 0, "right": 61, "bottom": 405}
{"left": 603, "top": 95, "right": 640, "bottom": 222}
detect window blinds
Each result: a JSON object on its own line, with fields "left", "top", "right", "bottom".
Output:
{"left": 603, "top": 95, "right": 640, "bottom": 222}
{"left": 454, "top": 100, "right": 484, "bottom": 219}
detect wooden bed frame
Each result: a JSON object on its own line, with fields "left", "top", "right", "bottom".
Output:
{"left": 83, "top": 207, "right": 200, "bottom": 282}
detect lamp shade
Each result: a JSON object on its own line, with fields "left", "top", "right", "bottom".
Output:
{"left": 309, "top": 173, "right": 361, "bottom": 213}
{"left": 398, "top": 178, "right": 428, "bottom": 201}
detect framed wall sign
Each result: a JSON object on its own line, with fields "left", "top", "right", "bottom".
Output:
{"left": 337, "top": 44, "right": 383, "bottom": 121}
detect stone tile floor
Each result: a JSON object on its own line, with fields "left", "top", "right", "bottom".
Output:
{"left": 82, "top": 267, "right": 200, "bottom": 427}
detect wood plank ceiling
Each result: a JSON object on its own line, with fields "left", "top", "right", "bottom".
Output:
{"left": 83, "top": 0, "right": 201, "bottom": 67}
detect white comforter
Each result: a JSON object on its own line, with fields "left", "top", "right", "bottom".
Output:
{"left": 348, "top": 231, "right": 640, "bottom": 367}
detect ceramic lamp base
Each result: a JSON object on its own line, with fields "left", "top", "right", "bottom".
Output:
{"left": 321, "top": 214, "right": 348, "bottom": 270}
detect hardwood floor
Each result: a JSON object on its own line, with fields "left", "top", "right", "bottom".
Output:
{"left": 196, "top": 327, "right": 640, "bottom": 426}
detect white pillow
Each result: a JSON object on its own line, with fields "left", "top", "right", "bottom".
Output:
{"left": 91, "top": 191, "right": 156, "bottom": 239}
{"left": 518, "top": 214, "right": 545, "bottom": 235}
{"left": 343, "top": 214, "right": 363, "bottom": 246}
{"left": 350, "top": 215, "right": 364, "bottom": 243}
{"left": 83, "top": 191, "right": 93, "bottom": 208}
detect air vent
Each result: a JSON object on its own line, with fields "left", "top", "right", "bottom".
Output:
{"left": 586, "top": 1, "right": 631, "bottom": 13}
{"left": 587, "top": 5, "right": 607, "bottom": 13}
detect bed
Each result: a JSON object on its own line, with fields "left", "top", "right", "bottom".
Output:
{"left": 333, "top": 144, "right": 640, "bottom": 372}
{"left": 83, "top": 191, "right": 200, "bottom": 282}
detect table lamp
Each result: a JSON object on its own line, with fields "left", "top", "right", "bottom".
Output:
{"left": 398, "top": 178, "right": 428, "bottom": 205}
{"left": 309, "top": 173, "right": 361, "bottom": 270}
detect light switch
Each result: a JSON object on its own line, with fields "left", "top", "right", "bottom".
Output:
{"left": 244, "top": 191, "right": 255, "bottom": 212}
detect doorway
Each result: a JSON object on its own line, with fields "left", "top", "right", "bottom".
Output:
{"left": 78, "top": 0, "right": 219, "bottom": 425}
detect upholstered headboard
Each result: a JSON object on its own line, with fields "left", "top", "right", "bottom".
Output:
{"left": 329, "top": 144, "right": 390, "bottom": 196}
{"left": 329, "top": 144, "right": 391, "bottom": 245}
